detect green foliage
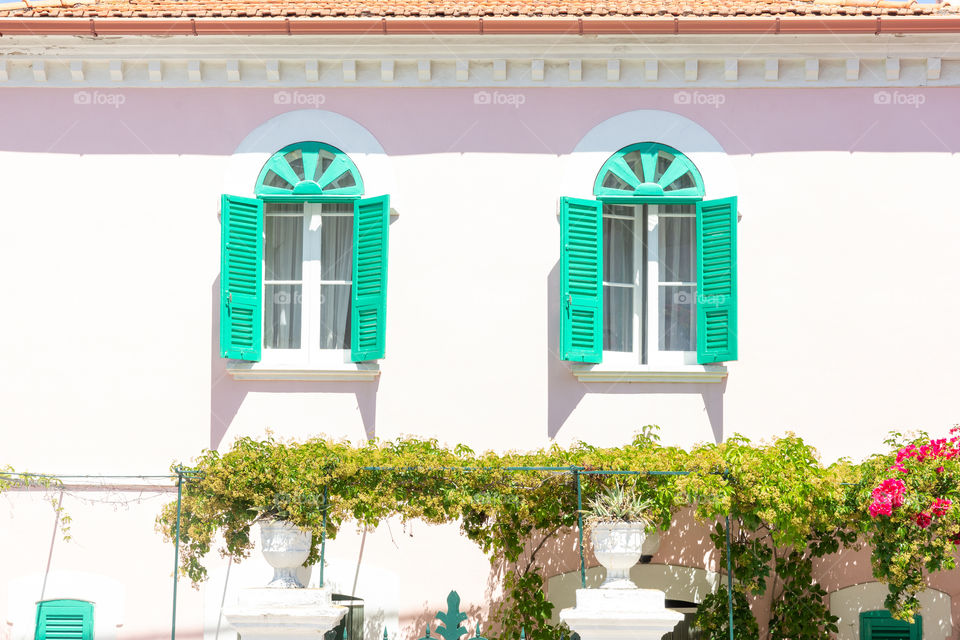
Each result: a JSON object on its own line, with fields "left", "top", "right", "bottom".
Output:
{"left": 0, "top": 468, "right": 72, "bottom": 540}
{"left": 493, "top": 569, "right": 567, "bottom": 640}
{"left": 156, "top": 427, "right": 960, "bottom": 638}
{"left": 854, "top": 429, "right": 960, "bottom": 621}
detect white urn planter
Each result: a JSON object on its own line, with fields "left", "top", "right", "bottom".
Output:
{"left": 560, "top": 521, "right": 681, "bottom": 640}
{"left": 260, "top": 520, "right": 312, "bottom": 588}
{"left": 591, "top": 521, "right": 646, "bottom": 589}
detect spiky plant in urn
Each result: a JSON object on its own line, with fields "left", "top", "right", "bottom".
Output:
{"left": 584, "top": 484, "right": 655, "bottom": 589}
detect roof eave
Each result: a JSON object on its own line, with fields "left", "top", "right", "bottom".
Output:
{"left": 1, "top": 15, "right": 959, "bottom": 37}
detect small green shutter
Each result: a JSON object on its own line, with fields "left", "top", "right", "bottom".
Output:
{"left": 560, "top": 196, "right": 603, "bottom": 363}
{"left": 696, "top": 196, "right": 738, "bottom": 364}
{"left": 351, "top": 195, "right": 390, "bottom": 362}
{"left": 36, "top": 600, "right": 94, "bottom": 640}
{"left": 220, "top": 194, "right": 264, "bottom": 361}
{"left": 860, "top": 610, "right": 921, "bottom": 640}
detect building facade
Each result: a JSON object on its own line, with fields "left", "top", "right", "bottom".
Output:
{"left": 1, "top": 1, "right": 959, "bottom": 638}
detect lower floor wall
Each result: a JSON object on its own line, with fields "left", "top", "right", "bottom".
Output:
{"left": 0, "top": 491, "right": 956, "bottom": 640}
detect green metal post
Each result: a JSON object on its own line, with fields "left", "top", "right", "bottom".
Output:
{"left": 573, "top": 467, "right": 585, "bottom": 589}
{"left": 725, "top": 515, "right": 733, "bottom": 640}
{"left": 171, "top": 469, "right": 183, "bottom": 640}
{"left": 320, "top": 485, "right": 328, "bottom": 588}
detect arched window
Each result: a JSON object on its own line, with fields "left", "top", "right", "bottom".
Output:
{"left": 594, "top": 142, "right": 704, "bottom": 199}
{"left": 255, "top": 142, "right": 364, "bottom": 198}
{"left": 219, "top": 142, "right": 389, "bottom": 367}
{"left": 560, "top": 143, "right": 737, "bottom": 370}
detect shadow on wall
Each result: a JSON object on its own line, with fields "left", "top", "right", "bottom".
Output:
{"left": 545, "top": 263, "right": 726, "bottom": 443}
{"left": 209, "top": 277, "right": 380, "bottom": 450}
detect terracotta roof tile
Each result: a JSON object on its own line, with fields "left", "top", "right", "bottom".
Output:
{"left": 0, "top": 0, "right": 954, "bottom": 18}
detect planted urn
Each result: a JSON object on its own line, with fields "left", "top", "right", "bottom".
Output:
{"left": 585, "top": 484, "right": 655, "bottom": 589}
{"left": 260, "top": 519, "right": 313, "bottom": 588}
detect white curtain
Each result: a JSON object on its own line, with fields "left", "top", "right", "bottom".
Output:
{"left": 658, "top": 215, "right": 696, "bottom": 351}
{"left": 264, "top": 213, "right": 303, "bottom": 349}
{"left": 602, "top": 215, "right": 634, "bottom": 352}
{"left": 319, "top": 215, "right": 353, "bottom": 350}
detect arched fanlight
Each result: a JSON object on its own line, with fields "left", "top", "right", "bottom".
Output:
{"left": 255, "top": 141, "right": 364, "bottom": 198}
{"left": 594, "top": 142, "right": 704, "bottom": 198}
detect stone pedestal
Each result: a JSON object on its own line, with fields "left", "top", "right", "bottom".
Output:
{"left": 224, "top": 587, "right": 347, "bottom": 640}
{"left": 560, "top": 588, "right": 683, "bottom": 640}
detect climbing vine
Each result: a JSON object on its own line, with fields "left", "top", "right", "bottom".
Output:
{"left": 0, "top": 467, "right": 72, "bottom": 540}
{"left": 156, "top": 427, "right": 960, "bottom": 639}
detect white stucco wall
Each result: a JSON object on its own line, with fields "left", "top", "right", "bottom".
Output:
{"left": 1, "top": 84, "right": 959, "bottom": 640}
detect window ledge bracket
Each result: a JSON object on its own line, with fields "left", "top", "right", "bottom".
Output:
{"left": 570, "top": 364, "right": 727, "bottom": 383}
{"left": 226, "top": 362, "right": 380, "bottom": 382}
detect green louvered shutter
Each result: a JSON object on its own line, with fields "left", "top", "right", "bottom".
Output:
{"left": 220, "top": 194, "right": 263, "bottom": 361}
{"left": 560, "top": 196, "right": 603, "bottom": 363}
{"left": 36, "top": 600, "right": 93, "bottom": 640}
{"left": 696, "top": 196, "right": 738, "bottom": 364}
{"left": 351, "top": 195, "right": 389, "bottom": 362}
{"left": 860, "top": 611, "right": 921, "bottom": 640}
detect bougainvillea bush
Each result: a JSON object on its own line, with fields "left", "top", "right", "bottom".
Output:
{"left": 156, "top": 427, "right": 960, "bottom": 639}
{"left": 862, "top": 428, "right": 960, "bottom": 621}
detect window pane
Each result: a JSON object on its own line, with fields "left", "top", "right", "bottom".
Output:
{"left": 654, "top": 149, "right": 675, "bottom": 182}
{"left": 663, "top": 170, "right": 696, "bottom": 191}
{"left": 603, "top": 217, "right": 634, "bottom": 284}
{"left": 320, "top": 284, "right": 352, "bottom": 350}
{"left": 265, "top": 216, "right": 303, "bottom": 281}
{"left": 321, "top": 215, "right": 354, "bottom": 282}
{"left": 658, "top": 216, "right": 696, "bottom": 283}
{"left": 603, "top": 286, "right": 633, "bottom": 352}
{"left": 622, "top": 150, "right": 645, "bottom": 182}
{"left": 313, "top": 150, "right": 335, "bottom": 182}
{"left": 659, "top": 285, "right": 696, "bottom": 351}
{"left": 601, "top": 171, "right": 632, "bottom": 191}
{"left": 284, "top": 148, "right": 305, "bottom": 180}
{"left": 264, "top": 284, "right": 302, "bottom": 349}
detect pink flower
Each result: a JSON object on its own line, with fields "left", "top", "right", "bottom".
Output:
{"left": 870, "top": 500, "right": 893, "bottom": 518}
{"left": 931, "top": 498, "right": 952, "bottom": 517}
{"left": 914, "top": 512, "right": 933, "bottom": 528}
{"left": 876, "top": 478, "right": 906, "bottom": 507}
{"left": 951, "top": 532, "right": 960, "bottom": 546}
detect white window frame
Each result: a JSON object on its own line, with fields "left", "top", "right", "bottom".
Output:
{"left": 601, "top": 203, "right": 699, "bottom": 369}
{"left": 259, "top": 201, "right": 353, "bottom": 369}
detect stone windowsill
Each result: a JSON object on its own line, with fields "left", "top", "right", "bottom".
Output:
{"left": 226, "top": 361, "right": 380, "bottom": 382}
{"left": 570, "top": 364, "right": 727, "bottom": 383}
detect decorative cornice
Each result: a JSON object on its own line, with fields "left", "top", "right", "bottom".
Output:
{"left": 0, "top": 33, "right": 958, "bottom": 87}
